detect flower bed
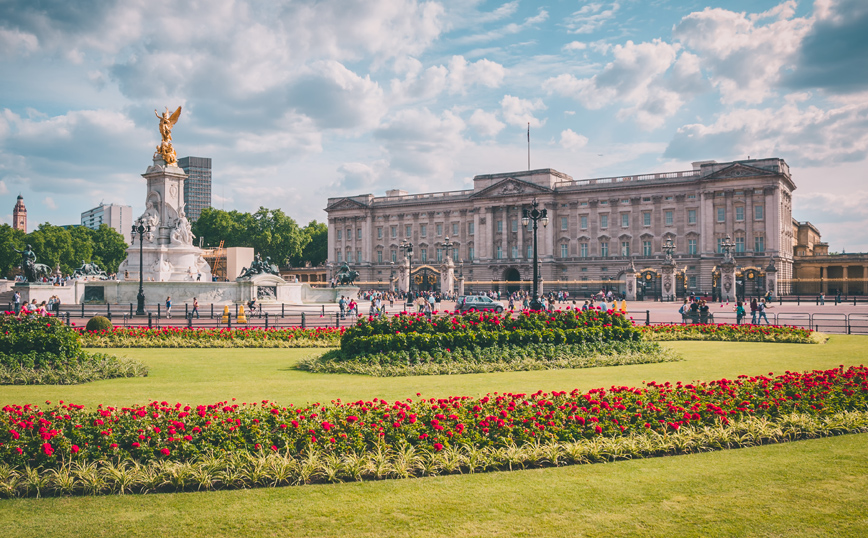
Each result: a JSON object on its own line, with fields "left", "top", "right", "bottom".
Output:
{"left": 3, "top": 366, "right": 866, "bottom": 475}
{"left": 0, "top": 314, "right": 147, "bottom": 385}
{"left": 80, "top": 326, "right": 343, "bottom": 348}
{"left": 640, "top": 323, "right": 818, "bottom": 343}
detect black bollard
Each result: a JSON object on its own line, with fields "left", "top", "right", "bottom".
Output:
{"left": 227, "top": 313, "right": 232, "bottom": 329}
{"left": 148, "top": 313, "right": 153, "bottom": 328}
{"left": 301, "top": 312, "right": 306, "bottom": 329}
{"left": 265, "top": 313, "right": 269, "bottom": 329}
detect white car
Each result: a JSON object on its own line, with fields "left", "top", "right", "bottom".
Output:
{"left": 457, "top": 295, "right": 504, "bottom": 313}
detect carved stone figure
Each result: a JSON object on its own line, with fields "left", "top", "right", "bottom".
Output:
{"left": 171, "top": 206, "right": 194, "bottom": 246}
{"left": 237, "top": 253, "right": 280, "bottom": 279}
{"left": 154, "top": 106, "right": 182, "bottom": 165}
{"left": 335, "top": 262, "right": 360, "bottom": 285}
{"left": 72, "top": 260, "right": 109, "bottom": 280}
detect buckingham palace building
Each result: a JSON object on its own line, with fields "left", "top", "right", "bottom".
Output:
{"left": 325, "top": 158, "right": 798, "bottom": 298}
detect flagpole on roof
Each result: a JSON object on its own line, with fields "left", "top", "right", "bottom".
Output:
{"left": 527, "top": 122, "right": 530, "bottom": 171}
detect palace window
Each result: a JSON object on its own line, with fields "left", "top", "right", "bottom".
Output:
{"left": 717, "top": 207, "right": 725, "bottom": 222}
{"left": 643, "top": 212, "right": 651, "bottom": 226}
{"left": 452, "top": 223, "right": 459, "bottom": 236}
{"left": 391, "top": 250, "right": 397, "bottom": 263}
{"left": 356, "top": 250, "right": 362, "bottom": 263}
{"left": 512, "top": 219, "right": 518, "bottom": 232}
{"left": 560, "top": 244, "right": 568, "bottom": 258}
{"left": 436, "top": 224, "right": 442, "bottom": 236}
{"left": 621, "top": 241, "right": 630, "bottom": 257}
{"left": 436, "top": 248, "right": 443, "bottom": 262}
{"left": 336, "top": 251, "right": 342, "bottom": 263}
{"left": 735, "top": 236, "right": 745, "bottom": 253}
{"left": 755, "top": 205, "right": 764, "bottom": 220}
{"left": 665, "top": 211, "right": 673, "bottom": 226}
{"left": 643, "top": 240, "right": 652, "bottom": 256}
{"left": 421, "top": 248, "right": 427, "bottom": 262}
{"left": 581, "top": 243, "right": 588, "bottom": 257}
{"left": 527, "top": 245, "right": 533, "bottom": 259}
{"left": 468, "top": 222, "right": 475, "bottom": 235}
{"left": 600, "top": 215, "right": 608, "bottom": 229}
{"left": 561, "top": 216, "right": 568, "bottom": 230}
{"left": 496, "top": 245, "right": 503, "bottom": 259}
{"left": 600, "top": 241, "right": 609, "bottom": 257}
{"left": 336, "top": 230, "right": 342, "bottom": 240}
{"left": 580, "top": 215, "right": 588, "bottom": 229}
{"left": 717, "top": 237, "right": 723, "bottom": 253}
{"left": 420, "top": 224, "right": 427, "bottom": 237}
{"left": 755, "top": 235, "right": 765, "bottom": 252}
{"left": 512, "top": 246, "right": 519, "bottom": 258}
{"left": 496, "top": 220, "right": 503, "bottom": 233}
{"left": 688, "top": 209, "right": 697, "bottom": 224}
{"left": 377, "top": 227, "right": 382, "bottom": 239}
{"left": 405, "top": 225, "right": 411, "bottom": 237}
{"left": 688, "top": 238, "right": 697, "bottom": 255}
{"left": 377, "top": 250, "right": 383, "bottom": 263}
{"left": 468, "top": 247, "right": 474, "bottom": 260}
{"left": 357, "top": 229, "right": 362, "bottom": 240}
{"left": 736, "top": 206, "right": 744, "bottom": 221}
{"left": 391, "top": 226, "right": 397, "bottom": 238}
{"left": 621, "top": 213, "right": 629, "bottom": 227}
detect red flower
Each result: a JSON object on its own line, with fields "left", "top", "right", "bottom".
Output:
{"left": 160, "top": 447, "right": 171, "bottom": 456}
{"left": 433, "top": 443, "right": 444, "bottom": 451}
{"left": 71, "top": 444, "right": 80, "bottom": 453}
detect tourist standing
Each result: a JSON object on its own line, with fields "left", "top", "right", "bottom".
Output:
{"left": 339, "top": 296, "right": 346, "bottom": 319}
{"left": 750, "top": 298, "right": 759, "bottom": 324}
{"left": 13, "top": 291, "right": 20, "bottom": 314}
{"left": 192, "top": 297, "right": 200, "bottom": 319}
{"left": 735, "top": 301, "right": 745, "bottom": 325}
{"left": 757, "top": 299, "right": 771, "bottom": 324}
{"left": 165, "top": 296, "right": 172, "bottom": 318}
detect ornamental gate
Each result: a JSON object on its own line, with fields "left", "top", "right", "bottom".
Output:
{"left": 411, "top": 265, "right": 440, "bottom": 293}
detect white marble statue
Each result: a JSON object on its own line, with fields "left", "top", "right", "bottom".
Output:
{"left": 171, "top": 207, "right": 194, "bottom": 246}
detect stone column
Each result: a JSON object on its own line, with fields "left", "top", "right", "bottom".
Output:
{"left": 399, "top": 258, "right": 410, "bottom": 293}
{"left": 624, "top": 269, "right": 637, "bottom": 301}
{"left": 458, "top": 275, "right": 465, "bottom": 296}
{"left": 765, "top": 258, "right": 778, "bottom": 299}
{"left": 720, "top": 261, "right": 736, "bottom": 302}
{"left": 661, "top": 260, "right": 676, "bottom": 302}
{"left": 441, "top": 258, "right": 455, "bottom": 296}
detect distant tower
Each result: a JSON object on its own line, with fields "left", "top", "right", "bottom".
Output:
{"left": 12, "top": 195, "right": 26, "bottom": 232}
{"left": 178, "top": 156, "right": 212, "bottom": 222}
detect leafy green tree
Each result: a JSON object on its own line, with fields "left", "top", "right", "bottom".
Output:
{"left": 0, "top": 224, "right": 26, "bottom": 278}
{"left": 88, "top": 225, "right": 129, "bottom": 273}
{"left": 292, "top": 220, "right": 328, "bottom": 267}
{"left": 26, "top": 224, "right": 74, "bottom": 274}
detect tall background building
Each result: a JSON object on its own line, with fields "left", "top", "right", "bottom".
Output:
{"left": 12, "top": 195, "right": 26, "bottom": 232}
{"left": 80, "top": 202, "right": 133, "bottom": 243}
{"left": 178, "top": 156, "right": 212, "bottom": 222}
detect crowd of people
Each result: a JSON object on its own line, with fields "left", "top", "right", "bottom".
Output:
{"left": 10, "top": 290, "right": 59, "bottom": 316}
{"left": 677, "top": 294, "right": 774, "bottom": 325}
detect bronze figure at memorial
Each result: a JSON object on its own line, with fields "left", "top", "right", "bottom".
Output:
{"left": 154, "top": 106, "right": 182, "bottom": 165}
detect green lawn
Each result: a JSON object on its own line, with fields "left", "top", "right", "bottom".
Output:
{"left": 1, "top": 335, "right": 867, "bottom": 537}
{"left": 0, "top": 335, "right": 864, "bottom": 407}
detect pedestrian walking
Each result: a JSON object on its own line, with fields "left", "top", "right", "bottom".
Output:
{"left": 757, "top": 299, "right": 771, "bottom": 324}
{"left": 165, "top": 296, "right": 172, "bottom": 318}
{"left": 13, "top": 291, "right": 20, "bottom": 314}
{"left": 734, "top": 301, "right": 745, "bottom": 325}
{"left": 750, "top": 298, "right": 758, "bottom": 324}
{"left": 192, "top": 297, "right": 200, "bottom": 319}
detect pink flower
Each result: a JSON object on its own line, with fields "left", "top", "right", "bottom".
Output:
{"left": 433, "top": 442, "right": 444, "bottom": 451}
{"left": 71, "top": 444, "right": 80, "bottom": 453}
{"left": 160, "top": 447, "right": 171, "bottom": 456}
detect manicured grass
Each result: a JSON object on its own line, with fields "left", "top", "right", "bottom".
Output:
{"left": 1, "top": 336, "right": 866, "bottom": 537}
{"left": 0, "top": 335, "right": 862, "bottom": 408}
{"left": 0, "top": 433, "right": 866, "bottom": 537}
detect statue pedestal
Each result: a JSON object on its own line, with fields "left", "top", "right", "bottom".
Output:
{"left": 14, "top": 282, "right": 76, "bottom": 307}
{"left": 624, "top": 271, "right": 637, "bottom": 301}
{"left": 118, "top": 157, "right": 212, "bottom": 282}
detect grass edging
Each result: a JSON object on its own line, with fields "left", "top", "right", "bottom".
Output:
{"left": 2, "top": 411, "right": 866, "bottom": 497}
{"left": 296, "top": 342, "right": 679, "bottom": 376}
{"left": 0, "top": 354, "right": 149, "bottom": 385}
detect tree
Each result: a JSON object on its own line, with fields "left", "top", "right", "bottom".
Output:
{"left": 292, "top": 220, "right": 328, "bottom": 267}
{"left": 26, "top": 224, "right": 75, "bottom": 274}
{"left": 0, "top": 224, "right": 26, "bottom": 278}
{"left": 89, "top": 225, "right": 129, "bottom": 273}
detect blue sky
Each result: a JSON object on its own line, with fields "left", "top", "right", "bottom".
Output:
{"left": 1, "top": 0, "right": 867, "bottom": 250}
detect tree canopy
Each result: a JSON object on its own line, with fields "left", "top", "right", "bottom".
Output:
{"left": 0, "top": 223, "right": 128, "bottom": 278}
{"left": 192, "top": 207, "right": 326, "bottom": 267}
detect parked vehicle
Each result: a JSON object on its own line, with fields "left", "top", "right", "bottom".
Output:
{"left": 456, "top": 295, "right": 504, "bottom": 313}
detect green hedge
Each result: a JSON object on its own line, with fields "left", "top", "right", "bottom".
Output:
{"left": 342, "top": 326, "right": 640, "bottom": 356}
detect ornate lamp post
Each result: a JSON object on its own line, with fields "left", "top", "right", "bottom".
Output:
{"left": 400, "top": 239, "right": 413, "bottom": 293}
{"left": 130, "top": 223, "right": 151, "bottom": 315}
{"left": 662, "top": 237, "right": 676, "bottom": 261}
{"left": 522, "top": 197, "right": 548, "bottom": 310}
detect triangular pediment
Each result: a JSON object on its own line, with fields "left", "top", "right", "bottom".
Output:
{"left": 326, "top": 198, "right": 369, "bottom": 211}
{"left": 704, "top": 163, "right": 778, "bottom": 180}
{"left": 471, "top": 177, "right": 552, "bottom": 198}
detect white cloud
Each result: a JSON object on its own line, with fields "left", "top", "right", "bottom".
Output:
{"left": 562, "top": 41, "right": 588, "bottom": 52}
{"left": 673, "top": 4, "right": 812, "bottom": 104}
{"left": 457, "top": 8, "right": 549, "bottom": 44}
{"left": 564, "top": 2, "right": 620, "bottom": 34}
{"left": 546, "top": 39, "right": 683, "bottom": 129}
{"left": 447, "top": 56, "right": 506, "bottom": 93}
{"left": 375, "top": 108, "right": 467, "bottom": 181}
{"left": 468, "top": 109, "right": 505, "bottom": 137}
{"left": 559, "top": 129, "right": 588, "bottom": 151}
{"left": 0, "top": 180, "right": 7, "bottom": 195}
{"left": 43, "top": 196, "right": 57, "bottom": 210}
{"left": 500, "top": 95, "right": 547, "bottom": 128}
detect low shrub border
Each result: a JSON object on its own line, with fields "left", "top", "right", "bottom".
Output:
{"left": 2, "top": 366, "right": 865, "bottom": 475}
{"left": 1, "top": 411, "right": 866, "bottom": 497}
{"left": 79, "top": 326, "right": 343, "bottom": 348}
{"left": 641, "top": 323, "right": 819, "bottom": 343}
{"left": 297, "top": 341, "right": 678, "bottom": 376}
{"left": 0, "top": 314, "right": 148, "bottom": 385}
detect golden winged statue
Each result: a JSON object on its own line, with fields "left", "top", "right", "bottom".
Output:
{"left": 154, "top": 106, "right": 182, "bottom": 165}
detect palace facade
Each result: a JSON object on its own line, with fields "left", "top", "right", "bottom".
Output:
{"left": 325, "top": 158, "right": 797, "bottom": 297}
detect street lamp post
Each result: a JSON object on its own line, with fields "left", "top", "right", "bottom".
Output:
{"left": 400, "top": 239, "right": 413, "bottom": 294}
{"left": 130, "top": 223, "right": 151, "bottom": 316}
{"left": 522, "top": 198, "right": 548, "bottom": 310}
